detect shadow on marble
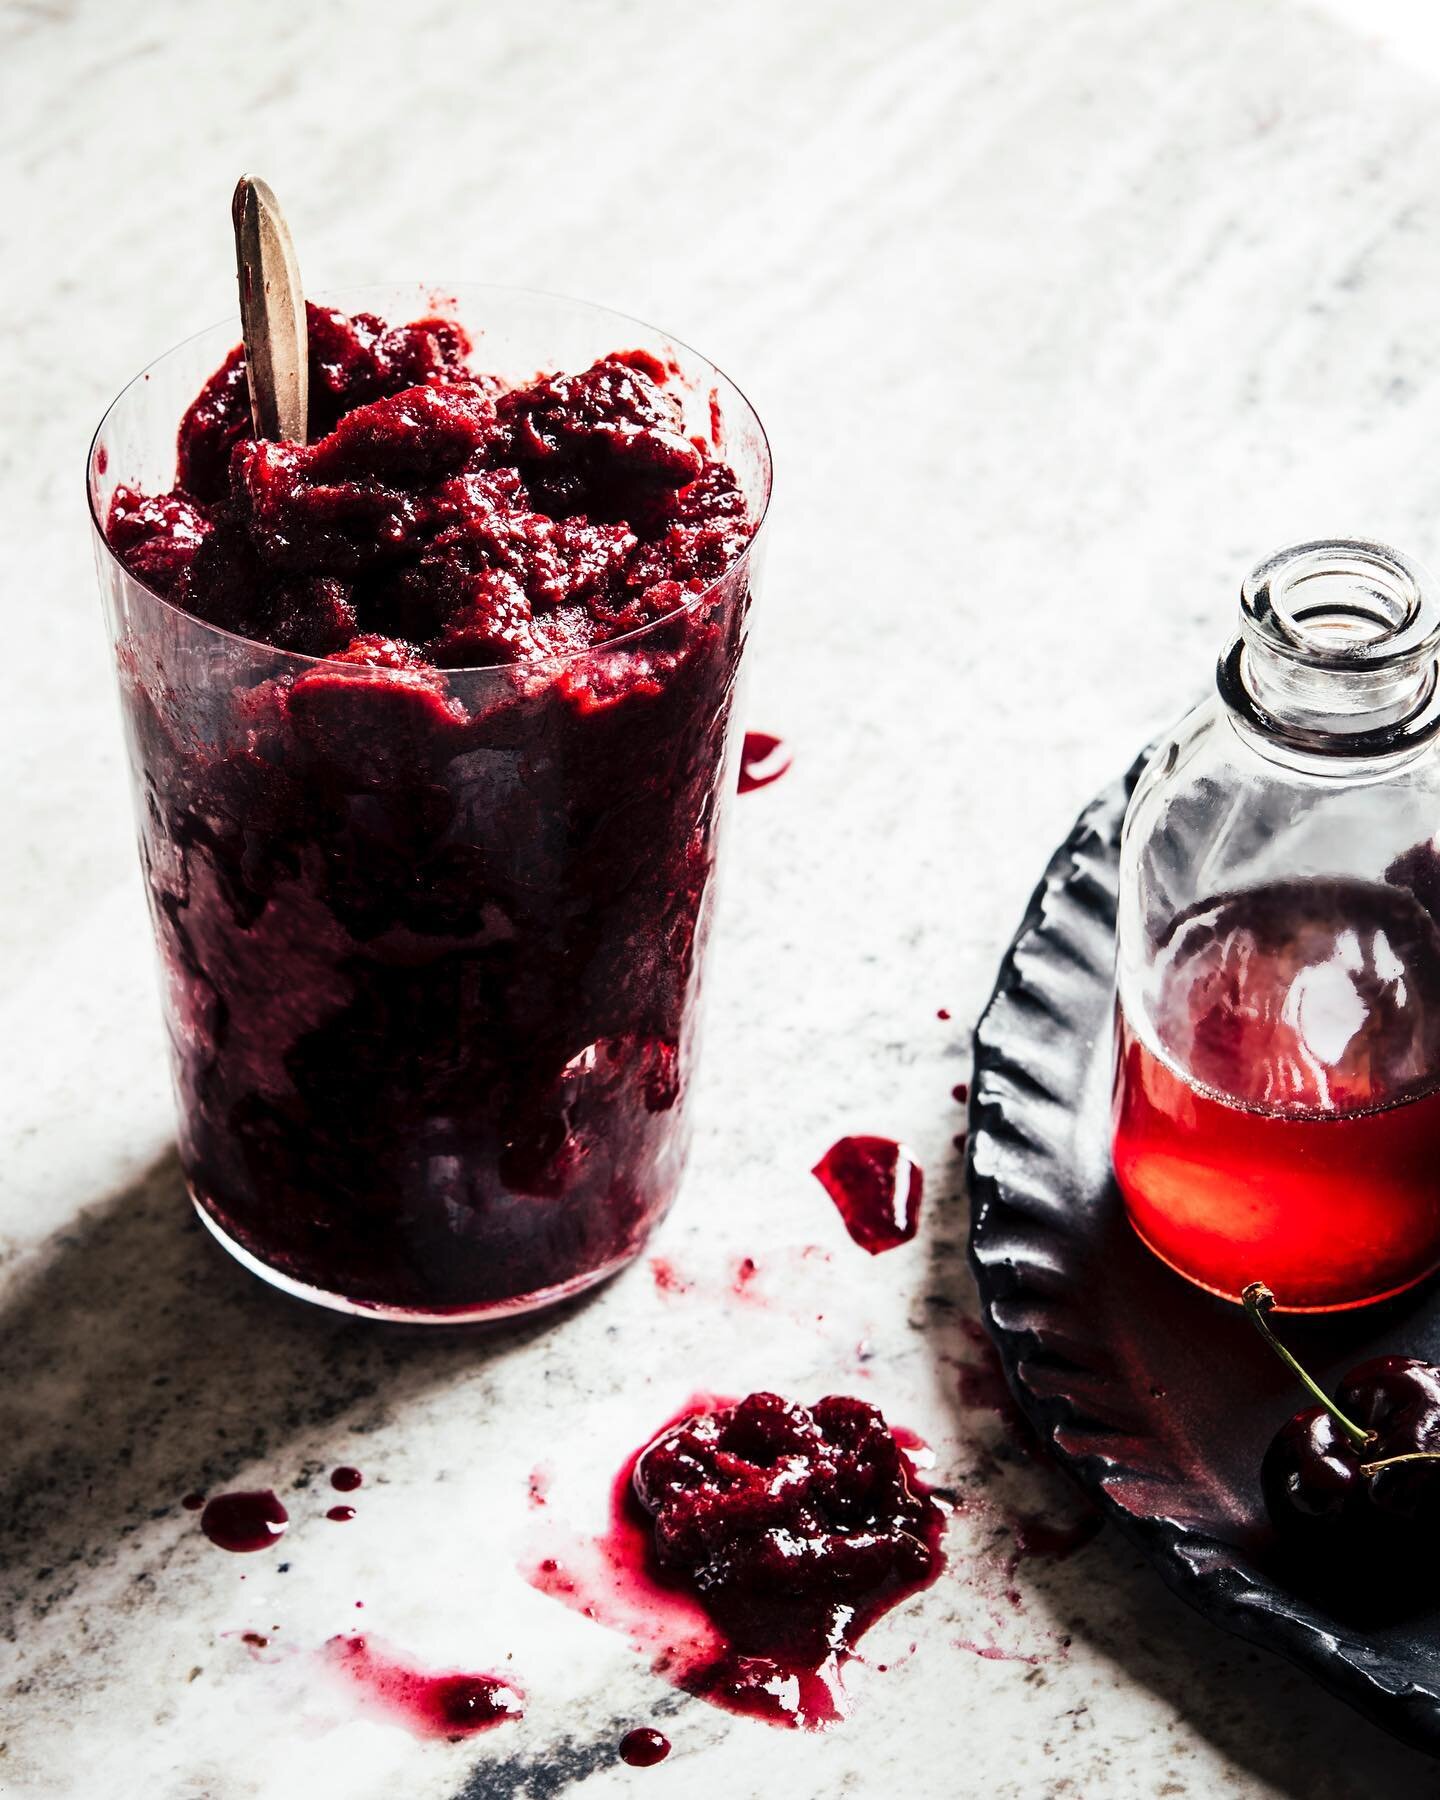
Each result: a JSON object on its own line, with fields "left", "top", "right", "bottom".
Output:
{"left": 0, "top": 1152, "right": 586, "bottom": 1633}
{"left": 931, "top": 1127, "right": 1439, "bottom": 1798}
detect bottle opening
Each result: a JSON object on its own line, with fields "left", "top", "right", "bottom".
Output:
{"left": 1220, "top": 538, "right": 1440, "bottom": 756}
{"left": 1257, "top": 543, "right": 1423, "bottom": 662}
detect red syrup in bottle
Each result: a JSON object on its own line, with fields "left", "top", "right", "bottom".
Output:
{"left": 1112, "top": 875, "right": 1440, "bottom": 1311}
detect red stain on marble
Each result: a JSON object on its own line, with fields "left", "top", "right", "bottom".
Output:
{"left": 322, "top": 1635, "right": 523, "bottom": 1740}
{"left": 955, "top": 1639, "right": 1042, "bottom": 1664}
{"left": 649, "top": 1257, "right": 693, "bottom": 1296}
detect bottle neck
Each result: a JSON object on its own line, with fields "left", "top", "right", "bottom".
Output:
{"left": 1218, "top": 539, "right": 1440, "bottom": 758}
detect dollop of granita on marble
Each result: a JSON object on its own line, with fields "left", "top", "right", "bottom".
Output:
{"left": 530, "top": 1392, "right": 946, "bottom": 1728}
{"left": 99, "top": 301, "right": 761, "bottom": 1315}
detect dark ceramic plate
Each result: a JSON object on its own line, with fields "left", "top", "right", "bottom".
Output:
{"left": 967, "top": 754, "right": 1440, "bottom": 1758}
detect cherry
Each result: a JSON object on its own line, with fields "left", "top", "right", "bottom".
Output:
{"left": 1244, "top": 1282, "right": 1440, "bottom": 1564}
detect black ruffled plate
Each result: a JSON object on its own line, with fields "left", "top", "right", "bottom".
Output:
{"left": 967, "top": 754, "right": 1440, "bottom": 1757}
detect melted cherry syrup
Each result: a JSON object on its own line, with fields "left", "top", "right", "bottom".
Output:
{"left": 811, "top": 1136, "right": 923, "bottom": 1254}
{"left": 330, "top": 1467, "right": 362, "bottom": 1492}
{"left": 200, "top": 1490, "right": 289, "bottom": 1552}
{"left": 619, "top": 1727, "right": 672, "bottom": 1766}
{"left": 324, "top": 1635, "right": 523, "bottom": 1739}
{"left": 327, "top": 1505, "right": 356, "bottom": 1523}
{"left": 526, "top": 1393, "right": 945, "bottom": 1730}
{"left": 737, "top": 732, "right": 790, "bottom": 794}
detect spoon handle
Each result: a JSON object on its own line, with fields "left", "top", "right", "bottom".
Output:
{"left": 231, "top": 175, "right": 308, "bottom": 444}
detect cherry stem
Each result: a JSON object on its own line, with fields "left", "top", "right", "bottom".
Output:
{"left": 1241, "top": 1282, "right": 1372, "bottom": 1451}
{"left": 1359, "top": 1451, "right": 1440, "bottom": 1476}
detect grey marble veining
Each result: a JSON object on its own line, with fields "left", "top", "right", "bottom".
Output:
{"left": 6, "top": 0, "right": 1440, "bottom": 1793}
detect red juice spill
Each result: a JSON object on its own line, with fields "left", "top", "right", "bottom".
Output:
{"left": 952, "top": 1082, "right": 968, "bottom": 1104}
{"left": 953, "top": 1318, "right": 1038, "bottom": 1455}
{"left": 812, "top": 1136, "right": 923, "bottom": 1254}
{"left": 181, "top": 1492, "right": 206, "bottom": 1512}
{"left": 649, "top": 1257, "right": 692, "bottom": 1296}
{"left": 527, "top": 1466, "right": 552, "bottom": 1509}
{"left": 1007, "top": 1509, "right": 1101, "bottom": 1571}
{"left": 525, "top": 1392, "right": 944, "bottom": 1731}
{"left": 955, "top": 1640, "right": 1042, "bottom": 1665}
{"left": 330, "top": 1467, "right": 362, "bottom": 1492}
{"left": 937, "top": 1008, "right": 951, "bottom": 1021}
{"left": 619, "top": 1727, "right": 671, "bottom": 1766}
{"left": 737, "top": 732, "right": 791, "bottom": 794}
{"left": 200, "top": 1490, "right": 289, "bottom": 1553}
{"left": 327, "top": 1505, "right": 356, "bottom": 1523}
{"left": 1113, "top": 876, "right": 1440, "bottom": 1311}
{"left": 323, "top": 1635, "right": 523, "bottom": 1739}
{"left": 241, "top": 1631, "right": 270, "bottom": 1649}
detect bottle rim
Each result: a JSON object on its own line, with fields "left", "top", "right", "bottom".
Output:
{"left": 1220, "top": 537, "right": 1440, "bottom": 758}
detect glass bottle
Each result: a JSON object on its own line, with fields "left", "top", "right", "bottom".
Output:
{"left": 1113, "top": 538, "right": 1440, "bottom": 1311}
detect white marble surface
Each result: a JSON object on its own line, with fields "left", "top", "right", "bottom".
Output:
{"left": 7, "top": 0, "right": 1440, "bottom": 1793}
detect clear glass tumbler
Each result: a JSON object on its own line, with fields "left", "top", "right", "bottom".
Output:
{"left": 89, "top": 284, "right": 771, "bottom": 1321}
{"left": 1113, "top": 539, "right": 1440, "bottom": 1311}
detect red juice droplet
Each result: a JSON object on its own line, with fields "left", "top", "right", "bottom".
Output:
{"left": 200, "top": 1490, "right": 289, "bottom": 1553}
{"left": 323, "top": 1635, "right": 522, "bottom": 1739}
{"left": 649, "top": 1256, "right": 692, "bottom": 1295}
{"left": 738, "top": 732, "right": 790, "bottom": 794}
{"left": 812, "top": 1136, "right": 923, "bottom": 1253}
{"left": 952, "top": 1082, "right": 968, "bottom": 1104}
{"left": 327, "top": 1505, "right": 356, "bottom": 1523}
{"left": 181, "top": 1492, "right": 206, "bottom": 1511}
{"left": 619, "top": 1727, "right": 671, "bottom": 1766}
{"left": 937, "top": 1007, "right": 951, "bottom": 1021}
{"left": 330, "top": 1467, "right": 363, "bottom": 1492}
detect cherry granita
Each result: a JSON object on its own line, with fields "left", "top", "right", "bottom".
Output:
{"left": 632, "top": 1393, "right": 945, "bottom": 1703}
{"left": 97, "top": 299, "right": 763, "bottom": 1314}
